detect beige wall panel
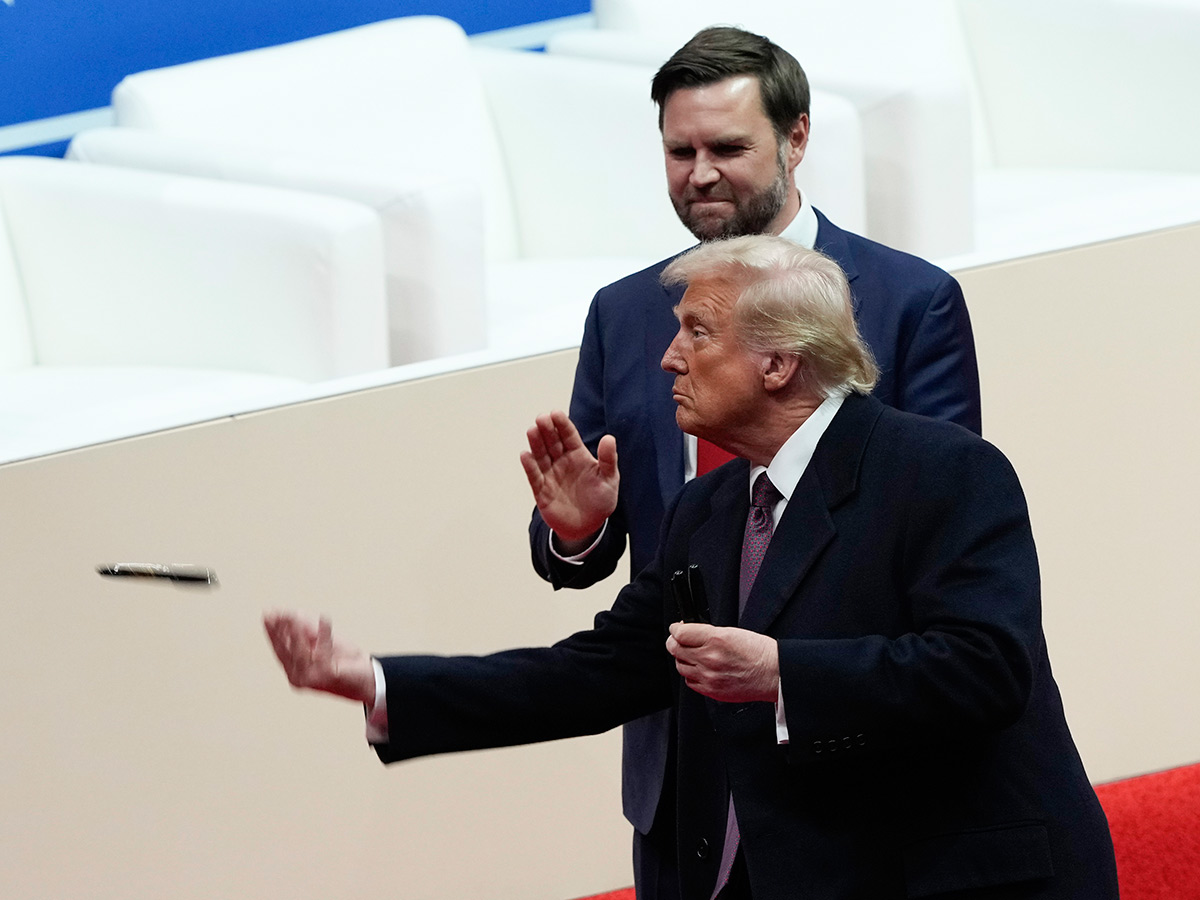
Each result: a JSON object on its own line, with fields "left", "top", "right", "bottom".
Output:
{"left": 0, "top": 352, "right": 633, "bottom": 899}
{"left": 3, "top": 224, "right": 1199, "bottom": 899}
{"left": 958, "top": 222, "right": 1200, "bottom": 784}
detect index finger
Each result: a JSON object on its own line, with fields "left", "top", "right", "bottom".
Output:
{"left": 549, "top": 410, "right": 586, "bottom": 452}
{"left": 525, "top": 419, "right": 550, "bottom": 460}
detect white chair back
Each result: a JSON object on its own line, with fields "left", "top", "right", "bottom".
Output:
{"left": 113, "top": 16, "right": 519, "bottom": 262}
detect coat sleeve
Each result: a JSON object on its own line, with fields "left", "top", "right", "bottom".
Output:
{"left": 376, "top": 525, "right": 679, "bottom": 765}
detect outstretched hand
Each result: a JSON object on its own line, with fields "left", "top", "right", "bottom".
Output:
{"left": 263, "top": 611, "right": 376, "bottom": 705}
{"left": 666, "top": 622, "right": 780, "bottom": 703}
{"left": 521, "top": 410, "right": 619, "bottom": 549}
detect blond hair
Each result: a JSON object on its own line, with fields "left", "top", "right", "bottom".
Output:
{"left": 662, "top": 235, "right": 879, "bottom": 396}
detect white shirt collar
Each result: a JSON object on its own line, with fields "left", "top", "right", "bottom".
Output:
{"left": 749, "top": 393, "right": 844, "bottom": 506}
{"left": 778, "top": 190, "right": 819, "bottom": 251}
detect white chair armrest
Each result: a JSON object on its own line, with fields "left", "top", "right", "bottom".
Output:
{"left": 68, "top": 127, "right": 486, "bottom": 364}
{"left": 1, "top": 156, "right": 388, "bottom": 381}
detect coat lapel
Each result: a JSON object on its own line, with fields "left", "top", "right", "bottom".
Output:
{"left": 739, "top": 394, "right": 885, "bottom": 635}
{"left": 738, "top": 474, "right": 836, "bottom": 634}
{"left": 686, "top": 462, "right": 750, "bottom": 628}
{"left": 813, "top": 208, "right": 863, "bottom": 316}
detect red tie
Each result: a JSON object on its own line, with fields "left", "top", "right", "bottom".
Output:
{"left": 697, "top": 438, "right": 737, "bottom": 475}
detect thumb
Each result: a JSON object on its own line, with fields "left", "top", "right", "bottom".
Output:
{"left": 669, "top": 622, "right": 711, "bottom": 647}
{"left": 596, "top": 434, "right": 619, "bottom": 480}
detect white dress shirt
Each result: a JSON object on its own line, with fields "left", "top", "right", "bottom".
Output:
{"left": 748, "top": 394, "right": 844, "bottom": 741}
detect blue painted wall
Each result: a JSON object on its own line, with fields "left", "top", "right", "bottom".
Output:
{"left": 0, "top": 0, "right": 588, "bottom": 128}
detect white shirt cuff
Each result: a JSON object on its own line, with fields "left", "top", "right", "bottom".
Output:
{"left": 365, "top": 657, "right": 389, "bottom": 745}
{"left": 549, "top": 519, "right": 608, "bottom": 565}
{"left": 775, "top": 680, "right": 789, "bottom": 744}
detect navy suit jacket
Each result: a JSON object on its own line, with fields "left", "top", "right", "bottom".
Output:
{"left": 381, "top": 395, "right": 1116, "bottom": 899}
{"left": 529, "top": 210, "right": 982, "bottom": 832}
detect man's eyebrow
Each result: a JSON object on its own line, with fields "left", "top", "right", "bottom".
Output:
{"left": 673, "top": 304, "right": 709, "bottom": 326}
{"left": 664, "top": 132, "right": 749, "bottom": 149}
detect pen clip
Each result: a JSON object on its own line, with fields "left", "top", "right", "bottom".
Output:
{"left": 685, "top": 564, "right": 711, "bottom": 624}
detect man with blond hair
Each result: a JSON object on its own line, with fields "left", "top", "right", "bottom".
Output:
{"left": 268, "top": 236, "right": 1115, "bottom": 900}
{"left": 526, "top": 28, "right": 982, "bottom": 893}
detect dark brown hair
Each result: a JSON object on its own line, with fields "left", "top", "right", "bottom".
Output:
{"left": 651, "top": 26, "right": 811, "bottom": 140}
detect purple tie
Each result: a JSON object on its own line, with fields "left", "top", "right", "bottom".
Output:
{"left": 738, "top": 472, "right": 783, "bottom": 618}
{"left": 713, "top": 472, "right": 782, "bottom": 898}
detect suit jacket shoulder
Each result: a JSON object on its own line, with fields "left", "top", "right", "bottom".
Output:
{"left": 815, "top": 210, "right": 982, "bottom": 435}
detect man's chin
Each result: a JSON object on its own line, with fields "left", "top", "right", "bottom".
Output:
{"left": 675, "top": 408, "right": 706, "bottom": 439}
{"left": 689, "top": 222, "right": 734, "bottom": 242}
{"left": 678, "top": 208, "right": 735, "bottom": 242}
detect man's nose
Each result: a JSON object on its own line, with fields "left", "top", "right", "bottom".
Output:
{"left": 661, "top": 335, "right": 686, "bottom": 373}
{"left": 689, "top": 153, "right": 719, "bottom": 187}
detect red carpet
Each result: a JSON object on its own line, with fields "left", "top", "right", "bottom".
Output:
{"left": 575, "top": 763, "right": 1200, "bottom": 900}
{"left": 1095, "top": 761, "right": 1200, "bottom": 899}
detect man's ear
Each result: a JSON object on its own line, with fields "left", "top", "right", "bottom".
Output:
{"left": 761, "top": 351, "right": 802, "bottom": 392}
{"left": 785, "top": 113, "right": 809, "bottom": 172}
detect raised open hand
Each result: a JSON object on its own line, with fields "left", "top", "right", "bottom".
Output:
{"left": 520, "top": 410, "right": 619, "bottom": 549}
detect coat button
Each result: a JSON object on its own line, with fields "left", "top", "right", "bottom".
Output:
{"left": 856, "top": 733, "right": 867, "bottom": 747}
{"left": 696, "top": 838, "right": 711, "bottom": 860}
{"left": 842, "top": 735, "right": 853, "bottom": 750}
{"left": 812, "top": 740, "right": 823, "bottom": 754}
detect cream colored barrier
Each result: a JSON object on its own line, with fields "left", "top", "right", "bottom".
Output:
{"left": 957, "top": 223, "right": 1200, "bottom": 784}
{"left": 0, "top": 354, "right": 631, "bottom": 899}
{"left": 2, "top": 224, "right": 1198, "bottom": 898}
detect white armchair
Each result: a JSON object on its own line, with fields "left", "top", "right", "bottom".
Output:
{"left": 66, "top": 15, "right": 869, "bottom": 358}
{"left": 0, "top": 156, "right": 388, "bottom": 461}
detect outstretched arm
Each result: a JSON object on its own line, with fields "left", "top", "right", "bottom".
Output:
{"left": 521, "top": 410, "right": 620, "bottom": 556}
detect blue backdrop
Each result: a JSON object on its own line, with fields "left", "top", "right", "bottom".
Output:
{"left": 0, "top": 0, "right": 588, "bottom": 129}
